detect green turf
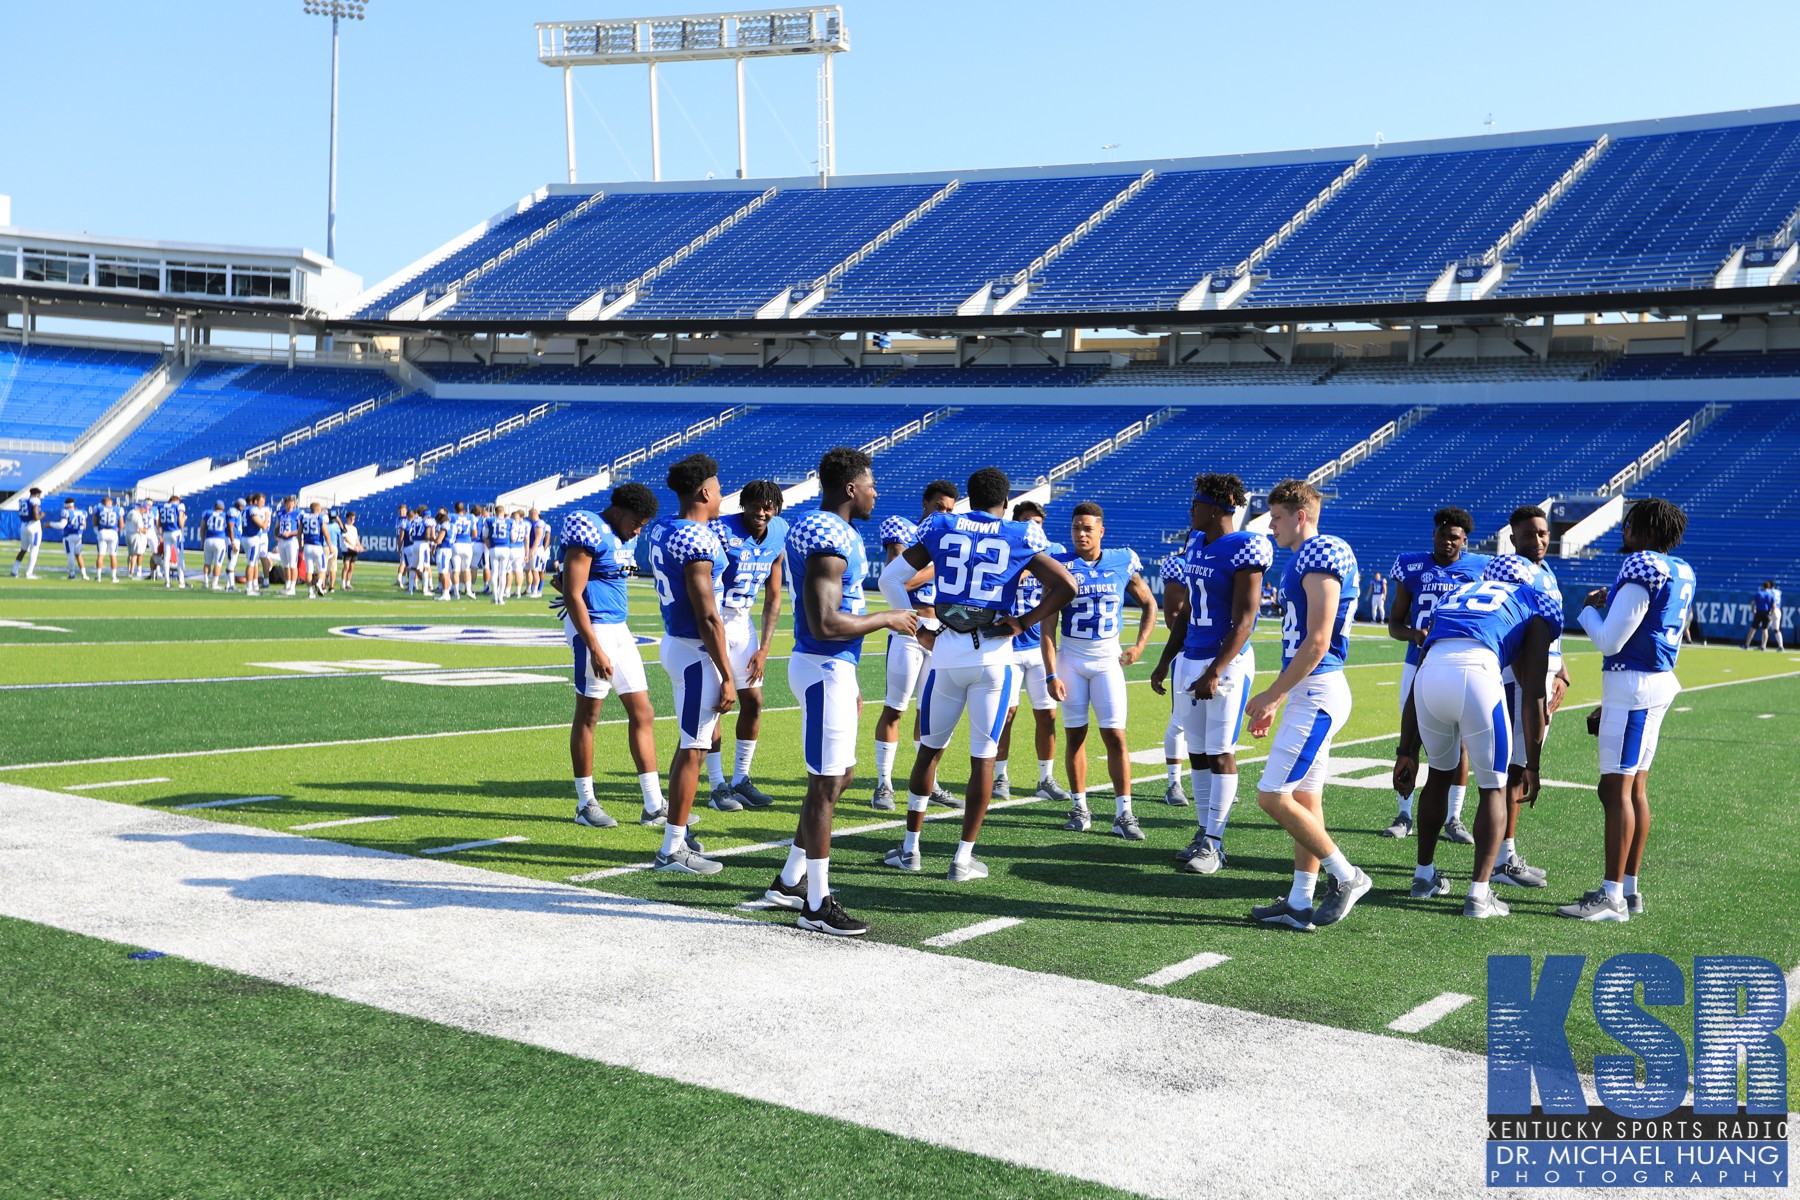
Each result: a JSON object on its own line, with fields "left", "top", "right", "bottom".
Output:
{"left": 6, "top": 572, "right": 1797, "bottom": 1081}
{"left": 0, "top": 915, "right": 1134, "bottom": 1199}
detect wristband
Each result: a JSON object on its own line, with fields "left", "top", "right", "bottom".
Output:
{"left": 919, "top": 617, "right": 942, "bottom": 634}
{"left": 1045, "top": 673, "right": 1058, "bottom": 682}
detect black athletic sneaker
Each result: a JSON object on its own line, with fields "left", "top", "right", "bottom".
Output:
{"left": 764, "top": 873, "right": 807, "bottom": 911}
{"left": 797, "top": 894, "right": 868, "bottom": 937}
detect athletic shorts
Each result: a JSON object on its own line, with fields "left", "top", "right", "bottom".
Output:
{"left": 1398, "top": 661, "right": 1418, "bottom": 711}
{"left": 341, "top": 548, "right": 359, "bottom": 563}
{"left": 452, "top": 544, "right": 473, "bottom": 571}
{"left": 1598, "top": 669, "right": 1680, "bottom": 776}
{"left": 790, "top": 651, "right": 861, "bottom": 776}
{"left": 405, "top": 544, "right": 428, "bottom": 570}
{"left": 1256, "top": 669, "right": 1352, "bottom": 795}
{"left": 1752, "top": 611, "right": 1771, "bottom": 629}
{"left": 130, "top": 531, "right": 154, "bottom": 556}
{"left": 1173, "top": 647, "right": 1254, "bottom": 757}
{"left": 724, "top": 612, "right": 762, "bottom": 689}
{"left": 1413, "top": 641, "right": 1509, "bottom": 790}
{"left": 531, "top": 547, "right": 551, "bottom": 571}
{"left": 304, "top": 544, "right": 328, "bottom": 578}
{"left": 97, "top": 530, "right": 119, "bottom": 556}
{"left": 473, "top": 544, "right": 487, "bottom": 570}
{"left": 1503, "top": 668, "right": 1558, "bottom": 769}
{"left": 20, "top": 521, "right": 41, "bottom": 549}
{"left": 883, "top": 632, "right": 928, "bottom": 711}
{"left": 1014, "top": 646, "right": 1056, "bottom": 712}
{"left": 244, "top": 535, "right": 268, "bottom": 562}
{"left": 435, "top": 548, "right": 452, "bottom": 574}
{"left": 918, "top": 660, "right": 1016, "bottom": 759}
{"left": 1060, "top": 642, "right": 1127, "bottom": 730}
{"left": 203, "top": 537, "right": 228, "bottom": 568}
{"left": 661, "top": 634, "right": 724, "bottom": 750}
{"left": 566, "top": 618, "right": 649, "bottom": 700}
{"left": 63, "top": 535, "right": 84, "bottom": 555}
{"left": 278, "top": 540, "right": 300, "bottom": 569}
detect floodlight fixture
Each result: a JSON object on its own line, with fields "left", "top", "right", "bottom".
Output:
{"left": 537, "top": 7, "right": 848, "bottom": 185}
{"left": 303, "top": 0, "right": 370, "bottom": 260}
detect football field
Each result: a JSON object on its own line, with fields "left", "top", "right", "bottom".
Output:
{"left": 3, "top": 567, "right": 1797, "bottom": 1196}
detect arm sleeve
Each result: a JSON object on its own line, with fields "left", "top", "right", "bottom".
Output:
{"left": 879, "top": 553, "right": 916, "bottom": 614}
{"left": 1579, "top": 585, "right": 1650, "bottom": 656}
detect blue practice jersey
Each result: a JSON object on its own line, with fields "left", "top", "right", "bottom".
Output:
{"left": 1281, "top": 534, "right": 1360, "bottom": 674}
{"left": 246, "top": 506, "right": 271, "bottom": 537}
{"left": 406, "top": 515, "right": 429, "bottom": 544}
{"left": 558, "top": 510, "right": 635, "bottom": 625}
{"left": 94, "top": 504, "right": 119, "bottom": 531}
{"left": 1011, "top": 539, "right": 1067, "bottom": 652}
{"left": 20, "top": 496, "right": 43, "bottom": 521}
{"left": 784, "top": 509, "right": 868, "bottom": 663}
{"left": 1753, "top": 587, "right": 1775, "bottom": 613}
{"left": 641, "top": 518, "right": 726, "bottom": 640}
{"left": 505, "top": 517, "right": 526, "bottom": 547}
{"left": 1391, "top": 550, "right": 1491, "bottom": 667}
{"left": 300, "top": 512, "right": 328, "bottom": 545}
{"left": 226, "top": 508, "right": 243, "bottom": 537}
{"left": 1180, "top": 529, "right": 1274, "bottom": 660}
{"left": 158, "top": 501, "right": 185, "bottom": 532}
{"left": 1054, "top": 546, "right": 1143, "bottom": 643}
{"left": 1424, "top": 579, "right": 1564, "bottom": 670}
{"left": 449, "top": 514, "right": 474, "bottom": 545}
{"left": 912, "top": 510, "right": 1049, "bottom": 612}
{"left": 275, "top": 508, "right": 301, "bottom": 538}
{"left": 202, "top": 510, "right": 229, "bottom": 537}
{"left": 713, "top": 512, "right": 789, "bottom": 620}
{"left": 1602, "top": 551, "right": 1696, "bottom": 674}
{"left": 532, "top": 517, "right": 551, "bottom": 550}
{"left": 879, "top": 514, "right": 935, "bottom": 606}
{"left": 61, "top": 508, "right": 86, "bottom": 534}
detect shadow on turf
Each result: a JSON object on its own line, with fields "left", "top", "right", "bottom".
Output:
{"left": 182, "top": 872, "right": 741, "bottom": 925}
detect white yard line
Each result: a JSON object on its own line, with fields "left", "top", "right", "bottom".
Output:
{"left": 421, "top": 835, "right": 530, "bottom": 855}
{"left": 173, "top": 795, "right": 282, "bottom": 810}
{"left": 289, "top": 815, "right": 400, "bottom": 831}
{"left": 0, "top": 663, "right": 570, "bottom": 692}
{"left": 1137, "top": 952, "right": 1231, "bottom": 988}
{"left": 1387, "top": 992, "right": 1476, "bottom": 1034}
{"left": 921, "top": 916, "right": 1024, "bottom": 948}
{"left": 63, "top": 777, "right": 170, "bottom": 790}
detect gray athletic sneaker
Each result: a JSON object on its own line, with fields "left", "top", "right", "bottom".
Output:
{"left": 1174, "top": 832, "right": 1208, "bottom": 863}
{"left": 573, "top": 803, "right": 617, "bottom": 829}
{"left": 1491, "top": 860, "right": 1548, "bottom": 889}
{"left": 1442, "top": 817, "right": 1475, "bottom": 845}
{"left": 1504, "top": 853, "right": 1548, "bottom": 882}
{"left": 653, "top": 844, "right": 722, "bottom": 875}
{"left": 1251, "top": 897, "right": 1315, "bottom": 931}
{"left": 684, "top": 829, "right": 706, "bottom": 855}
{"left": 1035, "top": 778, "right": 1073, "bottom": 804}
{"left": 1624, "top": 892, "right": 1645, "bottom": 916}
{"left": 1111, "top": 810, "right": 1145, "bottom": 841}
{"left": 870, "top": 782, "right": 897, "bottom": 812}
{"left": 731, "top": 779, "right": 775, "bottom": 808}
{"left": 1163, "top": 781, "right": 1189, "bottom": 807}
{"left": 708, "top": 783, "right": 744, "bottom": 812}
{"left": 946, "top": 856, "right": 989, "bottom": 883}
{"left": 993, "top": 774, "right": 1012, "bottom": 801}
{"left": 1463, "top": 891, "right": 1511, "bottom": 919}
{"left": 1409, "top": 868, "right": 1452, "bottom": 898}
{"left": 1556, "top": 889, "right": 1628, "bottom": 922}
{"left": 640, "top": 806, "right": 668, "bottom": 827}
{"left": 883, "top": 845, "right": 922, "bottom": 872}
{"left": 930, "top": 784, "right": 963, "bottom": 810}
{"left": 1312, "top": 867, "right": 1373, "bottom": 927}
{"left": 1062, "top": 803, "right": 1092, "bottom": 832}
{"left": 1182, "top": 841, "right": 1225, "bottom": 875}
{"left": 1379, "top": 811, "right": 1414, "bottom": 839}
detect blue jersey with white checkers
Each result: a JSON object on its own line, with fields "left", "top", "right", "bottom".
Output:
{"left": 912, "top": 511, "right": 1049, "bottom": 612}
{"left": 784, "top": 509, "right": 868, "bottom": 663}
{"left": 712, "top": 512, "right": 789, "bottom": 620}
{"left": 879, "top": 514, "right": 935, "bottom": 606}
{"left": 1424, "top": 579, "right": 1564, "bottom": 669}
{"left": 1391, "top": 550, "right": 1491, "bottom": 667}
{"left": 1053, "top": 547, "right": 1143, "bottom": 642}
{"left": 558, "top": 510, "right": 635, "bottom": 625}
{"left": 1602, "top": 550, "right": 1696, "bottom": 674}
{"left": 1180, "top": 529, "right": 1273, "bottom": 660}
{"left": 640, "top": 518, "right": 726, "bottom": 640}
{"left": 1281, "top": 534, "right": 1360, "bottom": 674}
{"left": 203, "top": 510, "right": 228, "bottom": 537}
{"left": 1011, "top": 538, "right": 1066, "bottom": 652}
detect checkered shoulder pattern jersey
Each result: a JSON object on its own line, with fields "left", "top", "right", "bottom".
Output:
{"left": 785, "top": 509, "right": 870, "bottom": 663}
{"left": 789, "top": 509, "right": 860, "bottom": 560}
{"left": 1159, "top": 550, "right": 1185, "bottom": 587}
{"left": 1618, "top": 550, "right": 1671, "bottom": 591}
{"left": 1296, "top": 534, "right": 1355, "bottom": 579}
{"left": 1230, "top": 533, "right": 1275, "bottom": 571}
{"left": 1481, "top": 553, "right": 1537, "bottom": 586}
{"left": 664, "top": 518, "right": 724, "bottom": 564}
{"left": 878, "top": 514, "right": 919, "bottom": 547}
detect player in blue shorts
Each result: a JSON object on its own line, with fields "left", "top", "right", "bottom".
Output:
{"left": 705, "top": 479, "right": 789, "bottom": 811}
{"left": 1393, "top": 555, "right": 1561, "bottom": 918}
{"left": 1383, "top": 506, "right": 1490, "bottom": 843}
{"left": 1558, "top": 498, "right": 1694, "bottom": 923}
{"left": 1151, "top": 473, "right": 1272, "bottom": 875}
{"left": 994, "top": 500, "right": 1074, "bottom": 807}
{"left": 878, "top": 467, "right": 1076, "bottom": 882}
{"left": 640, "top": 453, "right": 735, "bottom": 875}
{"left": 1047, "top": 502, "right": 1157, "bottom": 840}
{"left": 763, "top": 448, "right": 918, "bottom": 935}
{"left": 554, "top": 483, "right": 670, "bottom": 833}
{"left": 870, "top": 480, "right": 959, "bottom": 812}
{"left": 1244, "top": 480, "right": 1368, "bottom": 930}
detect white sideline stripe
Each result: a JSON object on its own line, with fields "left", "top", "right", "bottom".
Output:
{"left": 1137, "top": 952, "right": 1230, "bottom": 988}
{"left": 421, "top": 835, "right": 529, "bottom": 855}
{"left": 173, "top": 794, "right": 282, "bottom": 810}
{"left": 1757, "top": 713, "right": 1774, "bottom": 719}
{"left": 1387, "top": 992, "right": 1475, "bottom": 1034}
{"left": 922, "top": 916, "right": 1024, "bottom": 948}
{"left": 63, "top": 777, "right": 170, "bottom": 790}
{"left": 0, "top": 662, "right": 570, "bottom": 692}
{"left": 736, "top": 898, "right": 778, "bottom": 911}
{"left": 289, "top": 815, "right": 399, "bottom": 831}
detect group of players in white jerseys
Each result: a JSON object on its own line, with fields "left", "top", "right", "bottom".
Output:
{"left": 393, "top": 502, "right": 554, "bottom": 605}
{"left": 550, "top": 442, "right": 1696, "bottom": 935}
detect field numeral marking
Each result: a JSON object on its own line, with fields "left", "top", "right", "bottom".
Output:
{"left": 1387, "top": 992, "right": 1475, "bottom": 1033}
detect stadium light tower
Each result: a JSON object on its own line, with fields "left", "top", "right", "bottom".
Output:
{"left": 537, "top": 7, "right": 849, "bottom": 185}
{"left": 302, "top": 0, "right": 368, "bottom": 261}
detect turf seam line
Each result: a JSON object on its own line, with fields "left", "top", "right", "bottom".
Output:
{"left": 921, "top": 916, "right": 1025, "bottom": 948}
{"left": 288, "top": 815, "right": 400, "bottom": 831}
{"left": 172, "top": 795, "right": 282, "bottom": 810}
{"left": 1136, "top": 952, "right": 1231, "bottom": 988}
{"left": 1387, "top": 992, "right": 1476, "bottom": 1034}
{"left": 421, "top": 835, "right": 530, "bottom": 854}
{"left": 62, "top": 777, "right": 171, "bottom": 790}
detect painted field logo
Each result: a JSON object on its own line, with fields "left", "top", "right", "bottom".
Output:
{"left": 332, "top": 624, "right": 654, "bottom": 649}
{"left": 1487, "top": 954, "right": 1789, "bottom": 1188}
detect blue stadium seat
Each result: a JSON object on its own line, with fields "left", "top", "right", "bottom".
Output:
{"left": 0, "top": 342, "right": 160, "bottom": 444}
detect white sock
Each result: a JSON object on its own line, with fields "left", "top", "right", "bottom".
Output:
{"left": 1115, "top": 792, "right": 1132, "bottom": 817}
{"left": 574, "top": 776, "right": 595, "bottom": 807}
{"left": 1469, "top": 880, "right": 1492, "bottom": 901}
{"left": 1397, "top": 792, "right": 1414, "bottom": 818}
{"left": 1501, "top": 837, "right": 1517, "bottom": 864}
{"left": 902, "top": 829, "right": 920, "bottom": 855}
{"left": 1447, "top": 784, "right": 1467, "bottom": 821}
{"left": 1601, "top": 879, "right": 1624, "bottom": 902}
{"left": 1622, "top": 873, "right": 1638, "bottom": 896}
{"left": 1073, "top": 790, "right": 1087, "bottom": 809}
{"left": 732, "top": 739, "right": 757, "bottom": 785}
{"left": 953, "top": 840, "right": 975, "bottom": 865}
{"left": 995, "top": 762, "right": 1009, "bottom": 783}
{"left": 907, "top": 791, "right": 930, "bottom": 813}
{"left": 1166, "top": 762, "right": 1181, "bottom": 786}
{"left": 706, "top": 751, "right": 726, "bottom": 789}
{"left": 1415, "top": 863, "right": 1437, "bottom": 882}
{"left": 660, "top": 823, "right": 686, "bottom": 856}
{"left": 779, "top": 845, "right": 807, "bottom": 886}
{"left": 1319, "top": 850, "right": 1355, "bottom": 883}
{"left": 1208, "top": 772, "right": 1239, "bottom": 841}
{"left": 874, "top": 739, "right": 897, "bottom": 786}
{"left": 1038, "top": 759, "right": 1055, "bottom": 783}
{"left": 1288, "top": 870, "right": 1318, "bottom": 909}
{"left": 638, "top": 772, "right": 663, "bottom": 812}
{"left": 805, "top": 858, "right": 830, "bottom": 908}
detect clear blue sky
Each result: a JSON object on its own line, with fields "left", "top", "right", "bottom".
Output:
{"left": 4, "top": 0, "right": 1797, "bottom": 286}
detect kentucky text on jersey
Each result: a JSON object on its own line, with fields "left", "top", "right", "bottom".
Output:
{"left": 1181, "top": 529, "right": 1274, "bottom": 659}
{"left": 713, "top": 512, "right": 790, "bottom": 617}
{"left": 784, "top": 509, "right": 868, "bottom": 662}
{"left": 1282, "top": 534, "right": 1360, "bottom": 673}
{"left": 1391, "top": 549, "right": 1491, "bottom": 667}
{"left": 1053, "top": 547, "right": 1142, "bottom": 642}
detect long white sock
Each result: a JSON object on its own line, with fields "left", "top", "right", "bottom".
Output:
{"left": 706, "top": 752, "right": 726, "bottom": 789}
{"left": 779, "top": 845, "right": 807, "bottom": 886}
{"left": 995, "top": 761, "right": 1009, "bottom": 783}
{"left": 1073, "top": 790, "right": 1087, "bottom": 809}
{"left": 1288, "top": 871, "right": 1318, "bottom": 909}
{"left": 660, "top": 824, "right": 686, "bottom": 856}
{"left": 902, "top": 829, "right": 920, "bottom": 855}
{"left": 1165, "top": 761, "right": 1181, "bottom": 786}
{"left": 574, "top": 776, "right": 596, "bottom": 807}
{"left": 874, "top": 739, "right": 897, "bottom": 786}
{"left": 1115, "top": 791, "right": 1132, "bottom": 818}
{"left": 1209, "top": 772, "right": 1239, "bottom": 841}
{"left": 1319, "top": 850, "right": 1355, "bottom": 883}
{"left": 953, "top": 840, "right": 975, "bottom": 865}
{"left": 1622, "top": 873, "right": 1638, "bottom": 896}
{"left": 1501, "top": 837, "right": 1517, "bottom": 865}
{"left": 1397, "top": 791, "right": 1414, "bottom": 818}
{"left": 1038, "top": 759, "right": 1055, "bottom": 783}
{"left": 638, "top": 772, "right": 664, "bottom": 813}
{"left": 1447, "top": 784, "right": 1467, "bottom": 821}
{"left": 732, "top": 739, "right": 757, "bottom": 785}
{"left": 806, "top": 859, "right": 830, "bottom": 908}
